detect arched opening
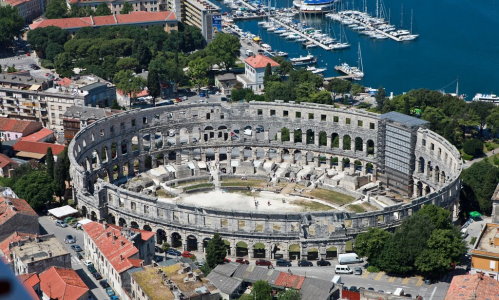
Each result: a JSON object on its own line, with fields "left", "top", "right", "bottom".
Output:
{"left": 81, "top": 206, "right": 88, "bottom": 218}
{"left": 156, "top": 229, "right": 167, "bottom": 245}
{"left": 289, "top": 244, "right": 300, "bottom": 260}
{"left": 319, "top": 131, "right": 327, "bottom": 146}
{"left": 343, "top": 135, "right": 351, "bottom": 150}
{"left": 367, "top": 139, "right": 375, "bottom": 155}
{"left": 281, "top": 127, "right": 290, "bottom": 142}
{"left": 253, "top": 242, "right": 266, "bottom": 258}
{"left": 441, "top": 171, "right": 446, "bottom": 183}
{"left": 354, "top": 160, "right": 362, "bottom": 171}
{"left": 418, "top": 157, "right": 425, "bottom": 173}
{"left": 143, "top": 225, "right": 152, "bottom": 231}
{"left": 121, "top": 140, "right": 128, "bottom": 155}
{"left": 272, "top": 243, "right": 284, "bottom": 259}
{"left": 326, "top": 246, "right": 337, "bottom": 259}
{"left": 425, "top": 185, "right": 431, "bottom": 195}
{"left": 130, "top": 221, "right": 139, "bottom": 229}
{"left": 107, "top": 214, "right": 116, "bottom": 225}
{"left": 155, "top": 132, "right": 163, "bottom": 149}
{"left": 156, "top": 153, "right": 164, "bottom": 166}
{"left": 111, "top": 142, "right": 117, "bottom": 159}
{"left": 435, "top": 166, "right": 440, "bottom": 183}
{"left": 118, "top": 218, "right": 126, "bottom": 227}
{"left": 203, "top": 238, "right": 211, "bottom": 252}
{"left": 90, "top": 211, "right": 97, "bottom": 221}
{"left": 307, "top": 248, "right": 319, "bottom": 260}
{"left": 355, "top": 137, "right": 363, "bottom": 151}
{"left": 366, "top": 162, "right": 374, "bottom": 173}
{"left": 236, "top": 241, "right": 249, "bottom": 257}
{"left": 144, "top": 156, "right": 152, "bottom": 170}
{"left": 306, "top": 129, "right": 314, "bottom": 145}
{"left": 294, "top": 129, "right": 302, "bottom": 143}
{"left": 223, "top": 240, "right": 231, "bottom": 255}
{"left": 186, "top": 235, "right": 198, "bottom": 251}
{"left": 342, "top": 158, "right": 350, "bottom": 168}
{"left": 101, "top": 146, "right": 108, "bottom": 163}
{"left": 331, "top": 133, "right": 339, "bottom": 148}
{"left": 171, "top": 232, "right": 182, "bottom": 248}
{"left": 331, "top": 156, "right": 339, "bottom": 166}
{"left": 417, "top": 181, "right": 423, "bottom": 197}
{"left": 142, "top": 133, "right": 151, "bottom": 151}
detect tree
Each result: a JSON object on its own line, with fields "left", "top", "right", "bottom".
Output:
{"left": 116, "top": 57, "right": 139, "bottom": 72}
{"left": 469, "top": 101, "right": 495, "bottom": 135}
{"left": 326, "top": 78, "right": 351, "bottom": 94}
{"left": 147, "top": 69, "right": 161, "bottom": 99}
{"left": 351, "top": 83, "right": 364, "bottom": 96}
{"left": 13, "top": 170, "right": 54, "bottom": 210}
{"left": 161, "top": 242, "right": 170, "bottom": 252}
{"left": 415, "top": 229, "right": 466, "bottom": 277}
{"left": 461, "top": 160, "right": 499, "bottom": 215}
{"left": 263, "top": 62, "right": 272, "bottom": 85}
{"left": 113, "top": 70, "right": 145, "bottom": 106}
{"left": 6, "top": 66, "right": 17, "bottom": 73}
{"left": 206, "top": 33, "right": 241, "bottom": 70}
{"left": 0, "top": 6, "right": 24, "bottom": 46}
{"left": 46, "top": 148, "right": 54, "bottom": 180}
{"left": 205, "top": 233, "right": 226, "bottom": 270}
{"left": 120, "top": 2, "right": 133, "bottom": 14}
{"left": 94, "top": 3, "right": 111, "bottom": 16}
{"left": 45, "top": 42, "right": 65, "bottom": 61}
{"left": 354, "top": 228, "right": 391, "bottom": 265}
{"left": 375, "top": 87, "right": 386, "bottom": 110}
{"left": 277, "top": 289, "right": 301, "bottom": 300}
{"left": 54, "top": 147, "right": 70, "bottom": 199}
{"left": 54, "top": 52, "right": 74, "bottom": 78}
{"left": 45, "top": 0, "right": 68, "bottom": 19}
{"left": 462, "top": 138, "right": 483, "bottom": 158}
{"left": 295, "top": 82, "right": 316, "bottom": 103}
{"left": 133, "top": 42, "right": 152, "bottom": 69}
{"left": 251, "top": 280, "right": 273, "bottom": 300}
{"left": 486, "top": 107, "right": 499, "bottom": 136}
{"left": 273, "top": 56, "right": 293, "bottom": 75}
{"left": 187, "top": 58, "right": 209, "bottom": 91}
{"left": 27, "top": 26, "right": 69, "bottom": 58}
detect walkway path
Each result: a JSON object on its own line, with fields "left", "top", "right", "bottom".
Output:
{"left": 280, "top": 183, "right": 296, "bottom": 195}
{"left": 463, "top": 148, "right": 498, "bottom": 169}
{"left": 208, "top": 162, "right": 221, "bottom": 189}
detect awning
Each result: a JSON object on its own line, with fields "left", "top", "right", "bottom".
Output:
{"left": 29, "top": 84, "right": 41, "bottom": 91}
{"left": 197, "top": 161, "right": 207, "bottom": 169}
{"left": 15, "top": 151, "right": 45, "bottom": 160}
{"left": 263, "top": 161, "right": 274, "bottom": 170}
{"left": 48, "top": 205, "right": 78, "bottom": 219}
{"left": 469, "top": 211, "right": 482, "bottom": 218}
{"left": 149, "top": 166, "right": 167, "bottom": 177}
{"left": 77, "top": 218, "right": 92, "bottom": 225}
{"left": 231, "top": 160, "right": 240, "bottom": 167}
{"left": 165, "top": 165, "right": 176, "bottom": 172}
{"left": 252, "top": 37, "right": 261, "bottom": 42}
{"left": 187, "top": 162, "right": 195, "bottom": 170}
{"left": 253, "top": 160, "right": 262, "bottom": 167}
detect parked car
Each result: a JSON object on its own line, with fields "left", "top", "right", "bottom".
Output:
{"left": 87, "top": 265, "right": 97, "bottom": 274}
{"left": 76, "top": 252, "right": 84, "bottom": 260}
{"left": 83, "top": 260, "right": 94, "bottom": 268}
{"left": 64, "top": 235, "right": 75, "bottom": 244}
{"left": 298, "top": 260, "right": 313, "bottom": 267}
{"left": 29, "top": 64, "right": 40, "bottom": 70}
{"left": 99, "top": 280, "right": 110, "bottom": 289}
{"left": 223, "top": 258, "right": 232, "bottom": 263}
{"left": 353, "top": 266, "right": 363, "bottom": 275}
{"left": 316, "top": 259, "right": 331, "bottom": 267}
{"left": 105, "top": 287, "right": 115, "bottom": 296}
{"left": 236, "top": 258, "right": 249, "bottom": 264}
{"left": 181, "top": 251, "right": 194, "bottom": 258}
{"left": 348, "top": 286, "right": 359, "bottom": 292}
{"left": 276, "top": 259, "right": 292, "bottom": 267}
{"left": 255, "top": 259, "right": 272, "bottom": 267}
{"left": 64, "top": 216, "right": 76, "bottom": 224}
{"left": 70, "top": 245, "right": 82, "bottom": 252}
{"left": 155, "top": 246, "right": 164, "bottom": 253}
{"left": 92, "top": 272, "right": 102, "bottom": 280}
{"left": 109, "top": 296, "right": 119, "bottom": 300}
{"left": 55, "top": 220, "right": 68, "bottom": 228}
{"left": 166, "top": 249, "right": 181, "bottom": 256}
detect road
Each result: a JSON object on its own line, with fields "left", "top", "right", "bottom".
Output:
{"left": 39, "top": 216, "right": 108, "bottom": 300}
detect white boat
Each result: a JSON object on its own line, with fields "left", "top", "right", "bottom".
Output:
{"left": 290, "top": 54, "right": 317, "bottom": 66}
{"left": 306, "top": 66, "right": 326, "bottom": 74}
{"left": 398, "top": 34, "right": 419, "bottom": 41}
{"left": 275, "top": 51, "right": 288, "bottom": 57}
{"left": 261, "top": 43, "right": 272, "bottom": 51}
{"left": 334, "top": 43, "right": 364, "bottom": 80}
{"left": 293, "top": 0, "right": 338, "bottom": 13}
{"left": 472, "top": 93, "right": 499, "bottom": 104}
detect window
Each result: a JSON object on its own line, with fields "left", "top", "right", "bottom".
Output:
{"left": 270, "top": 109, "right": 276, "bottom": 116}
{"left": 295, "top": 112, "right": 301, "bottom": 118}
{"left": 143, "top": 117, "right": 147, "bottom": 124}
{"left": 321, "top": 114, "right": 326, "bottom": 121}
{"left": 283, "top": 110, "right": 288, "bottom": 117}
{"left": 220, "top": 113, "right": 224, "bottom": 119}
{"left": 206, "top": 113, "right": 210, "bottom": 119}
{"left": 422, "top": 139, "right": 426, "bottom": 146}
{"left": 346, "top": 118, "right": 351, "bottom": 125}
{"left": 308, "top": 113, "right": 314, "bottom": 120}
{"left": 370, "top": 122, "right": 375, "bottom": 129}
{"left": 131, "top": 119, "right": 136, "bottom": 126}
{"left": 358, "top": 120, "right": 363, "bottom": 127}
{"left": 257, "top": 109, "right": 263, "bottom": 115}
{"left": 333, "top": 116, "right": 339, "bottom": 123}
{"left": 431, "top": 143, "right": 435, "bottom": 150}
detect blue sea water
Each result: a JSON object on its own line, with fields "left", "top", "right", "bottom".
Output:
{"left": 217, "top": 0, "right": 499, "bottom": 98}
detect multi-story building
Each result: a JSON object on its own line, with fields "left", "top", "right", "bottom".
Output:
{"left": 82, "top": 221, "right": 155, "bottom": 299}
{"left": 63, "top": 105, "right": 121, "bottom": 144}
{"left": 0, "top": 154, "right": 18, "bottom": 177}
{"left": 236, "top": 55, "right": 280, "bottom": 92}
{"left": 30, "top": 11, "right": 178, "bottom": 34}
{"left": 470, "top": 222, "right": 499, "bottom": 280}
{"left": 10, "top": 234, "right": 71, "bottom": 275}
{"left": 0, "top": 0, "right": 43, "bottom": 23}
{"left": 0, "top": 72, "right": 116, "bottom": 133}
{"left": 0, "top": 196, "right": 38, "bottom": 241}
{"left": 180, "top": 0, "right": 221, "bottom": 42}
{"left": 67, "top": 0, "right": 164, "bottom": 15}
{"left": 445, "top": 273, "right": 499, "bottom": 300}
{"left": 39, "top": 267, "right": 90, "bottom": 300}
{"left": 0, "top": 117, "right": 42, "bottom": 141}
{"left": 0, "top": 232, "right": 37, "bottom": 270}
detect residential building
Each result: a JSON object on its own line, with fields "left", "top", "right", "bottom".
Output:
{"left": 17, "top": 272, "right": 41, "bottom": 300}
{"left": 0, "top": 0, "right": 43, "bottom": 23}
{"left": 180, "top": 0, "right": 221, "bottom": 42}
{"left": 67, "top": 0, "right": 164, "bottom": 14}
{"left": 214, "top": 73, "right": 237, "bottom": 96}
{"left": 0, "top": 197, "right": 38, "bottom": 241}
{"left": 0, "top": 232, "right": 37, "bottom": 268}
{"left": 20, "top": 127, "right": 55, "bottom": 143}
{"left": 12, "top": 140, "right": 65, "bottom": 161}
{"left": 10, "top": 234, "right": 71, "bottom": 275}
{"left": 492, "top": 183, "right": 499, "bottom": 223}
{"left": 0, "top": 153, "right": 18, "bottom": 177}
{"left": 39, "top": 267, "right": 89, "bottom": 300}
{"left": 444, "top": 273, "right": 499, "bottom": 300}
{"left": 0, "top": 73, "right": 117, "bottom": 132}
{"left": 82, "top": 222, "right": 155, "bottom": 299}
{"left": 236, "top": 55, "right": 279, "bottom": 92}
{"left": 63, "top": 105, "right": 121, "bottom": 144}
{"left": 0, "top": 117, "right": 42, "bottom": 141}
{"left": 470, "top": 223, "right": 499, "bottom": 280}
{"left": 30, "top": 11, "right": 178, "bottom": 34}
{"left": 165, "top": 0, "right": 181, "bottom": 18}
{"left": 129, "top": 261, "right": 220, "bottom": 300}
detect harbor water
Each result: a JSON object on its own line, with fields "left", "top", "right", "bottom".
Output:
{"left": 218, "top": 0, "right": 499, "bottom": 97}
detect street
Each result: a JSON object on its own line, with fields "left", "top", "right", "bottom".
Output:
{"left": 39, "top": 216, "right": 108, "bottom": 300}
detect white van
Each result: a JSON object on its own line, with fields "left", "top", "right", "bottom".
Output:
{"left": 393, "top": 288, "right": 404, "bottom": 296}
{"left": 331, "top": 275, "right": 342, "bottom": 284}
{"left": 335, "top": 265, "right": 353, "bottom": 274}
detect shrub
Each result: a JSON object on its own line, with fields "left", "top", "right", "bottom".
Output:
{"left": 463, "top": 138, "right": 483, "bottom": 158}
{"left": 367, "top": 266, "right": 380, "bottom": 272}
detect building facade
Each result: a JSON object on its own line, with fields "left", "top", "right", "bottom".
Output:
{"left": 68, "top": 0, "right": 164, "bottom": 15}
{"left": 0, "top": 117, "right": 42, "bottom": 141}
{"left": 1, "top": 0, "right": 43, "bottom": 23}
{"left": 470, "top": 223, "right": 499, "bottom": 280}
{"left": 63, "top": 105, "right": 121, "bottom": 144}
{"left": 180, "top": 0, "right": 220, "bottom": 42}
{"left": 39, "top": 267, "right": 89, "bottom": 300}
{"left": 68, "top": 102, "right": 462, "bottom": 261}
{"left": 236, "top": 55, "right": 280, "bottom": 92}
{"left": 0, "top": 197, "right": 38, "bottom": 241}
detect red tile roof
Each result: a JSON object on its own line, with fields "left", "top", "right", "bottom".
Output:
{"left": 13, "top": 141, "right": 65, "bottom": 155}
{"left": 39, "top": 267, "right": 89, "bottom": 300}
{"left": 108, "top": 224, "right": 155, "bottom": 241}
{"left": 0, "top": 232, "right": 37, "bottom": 263}
{"left": 0, "top": 197, "right": 38, "bottom": 226}
{"left": 56, "top": 78, "right": 72, "bottom": 87}
{"left": 117, "top": 89, "right": 149, "bottom": 97}
{"left": 17, "top": 273, "right": 40, "bottom": 300}
{"left": 0, "top": 118, "right": 42, "bottom": 136}
{"left": 245, "top": 55, "right": 279, "bottom": 69}
{"left": 3, "top": 0, "right": 32, "bottom": 7}
{"left": 0, "top": 153, "right": 17, "bottom": 169}
{"left": 445, "top": 273, "right": 499, "bottom": 300}
{"left": 82, "top": 222, "right": 143, "bottom": 273}
{"left": 274, "top": 272, "right": 305, "bottom": 289}
{"left": 30, "top": 11, "right": 177, "bottom": 30}
{"left": 20, "top": 128, "right": 54, "bottom": 142}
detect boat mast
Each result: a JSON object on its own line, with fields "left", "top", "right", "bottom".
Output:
{"left": 400, "top": 4, "right": 404, "bottom": 28}
{"left": 410, "top": 9, "right": 414, "bottom": 33}
{"left": 376, "top": 0, "right": 379, "bottom": 18}
{"left": 456, "top": 78, "right": 459, "bottom": 96}
{"left": 358, "top": 43, "right": 363, "bottom": 72}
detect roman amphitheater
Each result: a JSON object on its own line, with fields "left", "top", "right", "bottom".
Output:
{"left": 69, "top": 101, "right": 462, "bottom": 260}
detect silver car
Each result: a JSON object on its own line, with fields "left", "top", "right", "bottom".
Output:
{"left": 353, "top": 266, "right": 363, "bottom": 275}
{"left": 64, "top": 235, "right": 75, "bottom": 244}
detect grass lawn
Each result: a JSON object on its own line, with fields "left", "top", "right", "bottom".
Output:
{"left": 291, "top": 200, "right": 334, "bottom": 211}
{"left": 307, "top": 188, "right": 355, "bottom": 206}
{"left": 156, "top": 189, "right": 174, "bottom": 198}
{"left": 184, "top": 183, "right": 214, "bottom": 191}
{"left": 220, "top": 180, "right": 265, "bottom": 187}
{"left": 176, "top": 180, "right": 209, "bottom": 187}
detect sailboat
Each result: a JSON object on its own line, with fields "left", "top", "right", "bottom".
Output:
{"left": 334, "top": 43, "right": 364, "bottom": 80}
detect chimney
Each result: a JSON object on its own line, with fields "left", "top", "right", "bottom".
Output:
{"left": 121, "top": 241, "right": 125, "bottom": 246}
{"left": 90, "top": 15, "right": 95, "bottom": 25}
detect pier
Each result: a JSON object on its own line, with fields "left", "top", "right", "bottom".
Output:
{"left": 334, "top": 12, "right": 402, "bottom": 41}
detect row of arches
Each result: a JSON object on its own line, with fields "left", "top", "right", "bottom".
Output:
{"left": 418, "top": 156, "right": 447, "bottom": 185}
